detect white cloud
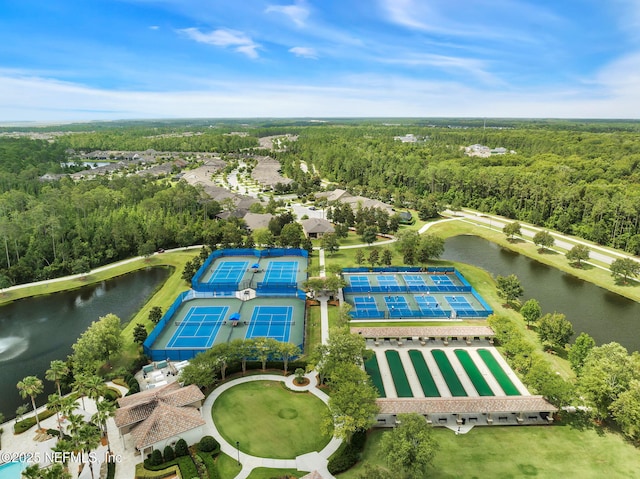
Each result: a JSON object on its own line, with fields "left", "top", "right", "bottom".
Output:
{"left": 1, "top": 68, "right": 640, "bottom": 122}
{"left": 265, "top": 1, "right": 310, "bottom": 27}
{"left": 380, "top": 53, "right": 502, "bottom": 86}
{"left": 289, "top": 47, "right": 317, "bottom": 59}
{"left": 149, "top": 25, "right": 159, "bottom": 30}
{"left": 179, "top": 28, "right": 260, "bottom": 58}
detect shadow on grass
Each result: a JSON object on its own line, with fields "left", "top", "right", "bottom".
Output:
{"left": 537, "top": 248, "right": 560, "bottom": 255}
{"left": 569, "top": 262, "right": 594, "bottom": 271}
{"left": 613, "top": 278, "right": 639, "bottom": 287}
{"left": 557, "top": 411, "right": 605, "bottom": 436}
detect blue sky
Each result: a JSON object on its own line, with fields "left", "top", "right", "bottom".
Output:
{"left": 0, "top": 0, "right": 639, "bottom": 121}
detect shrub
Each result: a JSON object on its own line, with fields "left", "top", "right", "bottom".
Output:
{"left": 106, "top": 461, "right": 116, "bottom": 479}
{"left": 14, "top": 409, "right": 57, "bottom": 434}
{"left": 150, "top": 449, "right": 163, "bottom": 467}
{"left": 163, "top": 445, "right": 175, "bottom": 462}
{"left": 104, "top": 387, "right": 122, "bottom": 401}
{"left": 174, "top": 439, "right": 189, "bottom": 457}
{"left": 327, "top": 430, "right": 367, "bottom": 474}
{"left": 198, "top": 436, "right": 218, "bottom": 453}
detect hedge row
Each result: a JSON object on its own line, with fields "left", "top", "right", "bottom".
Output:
{"left": 14, "top": 409, "right": 57, "bottom": 434}
{"left": 327, "top": 430, "right": 367, "bottom": 474}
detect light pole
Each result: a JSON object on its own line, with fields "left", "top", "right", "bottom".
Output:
{"left": 236, "top": 441, "right": 240, "bottom": 466}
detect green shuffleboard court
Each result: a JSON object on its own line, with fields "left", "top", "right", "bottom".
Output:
{"left": 431, "top": 349, "right": 467, "bottom": 397}
{"left": 477, "top": 349, "right": 521, "bottom": 396}
{"left": 384, "top": 350, "right": 413, "bottom": 397}
{"left": 408, "top": 350, "right": 440, "bottom": 397}
{"left": 365, "top": 355, "right": 386, "bottom": 397}
{"left": 454, "top": 349, "right": 494, "bottom": 396}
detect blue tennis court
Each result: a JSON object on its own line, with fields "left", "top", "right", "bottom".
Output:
{"left": 403, "top": 275, "right": 427, "bottom": 287}
{"left": 263, "top": 261, "right": 298, "bottom": 284}
{"left": 208, "top": 261, "right": 248, "bottom": 284}
{"left": 246, "top": 305, "right": 293, "bottom": 341}
{"left": 377, "top": 275, "right": 398, "bottom": 287}
{"left": 415, "top": 294, "right": 446, "bottom": 316}
{"left": 445, "top": 296, "right": 474, "bottom": 310}
{"left": 384, "top": 295, "right": 413, "bottom": 316}
{"left": 349, "top": 276, "right": 371, "bottom": 287}
{"left": 353, "top": 295, "right": 380, "bottom": 314}
{"left": 166, "top": 306, "right": 229, "bottom": 348}
{"left": 431, "top": 275, "right": 454, "bottom": 286}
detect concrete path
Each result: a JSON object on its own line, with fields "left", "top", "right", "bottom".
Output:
{"left": 200, "top": 372, "right": 341, "bottom": 479}
{"left": 448, "top": 208, "right": 640, "bottom": 274}
{"left": 396, "top": 349, "right": 425, "bottom": 398}
{"left": 466, "top": 349, "right": 506, "bottom": 396}
{"left": 317, "top": 248, "right": 330, "bottom": 345}
{"left": 0, "top": 381, "right": 135, "bottom": 479}
{"left": 373, "top": 349, "right": 397, "bottom": 398}
{"left": 441, "top": 348, "right": 478, "bottom": 397}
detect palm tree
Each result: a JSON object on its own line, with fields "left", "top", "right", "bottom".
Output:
{"left": 85, "top": 375, "right": 106, "bottom": 405}
{"left": 72, "top": 373, "right": 91, "bottom": 410}
{"left": 74, "top": 423, "right": 101, "bottom": 479}
{"left": 91, "top": 400, "right": 116, "bottom": 453}
{"left": 65, "top": 412, "right": 86, "bottom": 439}
{"left": 15, "top": 404, "right": 28, "bottom": 424}
{"left": 0, "top": 412, "right": 4, "bottom": 449}
{"left": 58, "top": 396, "right": 78, "bottom": 436}
{"left": 17, "top": 376, "right": 44, "bottom": 430}
{"left": 45, "top": 360, "right": 69, "bottom": 396}
{"left": 47, "top": 394, "right": 65, "bottom": 439}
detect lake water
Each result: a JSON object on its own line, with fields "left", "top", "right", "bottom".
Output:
{"left": 0, "top": 267, "right": 170, "bottom": 418}
{"left": 442, "top": 235, "right": 640, "bottom": 352}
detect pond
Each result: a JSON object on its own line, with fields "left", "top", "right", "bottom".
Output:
{"left": 442, "top": 235, "right": 640, "bottom": 352}
{"left": 0, "top": 267, "right": 171, "bottom": 418}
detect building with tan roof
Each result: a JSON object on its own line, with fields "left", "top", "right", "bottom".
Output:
{"left": 114, "top": 382, "right": 205, "bottom": 456}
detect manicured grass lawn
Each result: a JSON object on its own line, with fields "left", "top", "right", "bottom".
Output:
{"left": 211, "top": 381, "right": 332, "bottom": 458}
{"left": 338, "top": 417, "right": 640, "bottom": 479}
{"left": 246, "top": 468, "right": 304, "bottom": 478}
{"left": 306, "top": 304, "right": 321, "bottom": 354}
{"left": 215, "top": 453, "right": 242, "bottom": 479}
{"left": 430, "top": 218, "right": 640, "bottom": 304}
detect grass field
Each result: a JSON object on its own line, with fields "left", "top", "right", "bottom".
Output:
{"left": 211, "top": 381, "right": 332, "bottom": 458}
{"left": 245, "top": 468, "right": 304, "bottom": 478}
{"left": 338, "top": 415, "right": 640, "bottom": 479}
{"left": 429, "top": 218, "right": 640, "bottom": 304}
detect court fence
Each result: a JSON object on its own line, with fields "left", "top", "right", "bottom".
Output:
{"left": 343, "top": 285, "right": 471, "bottom": 293}
{"left": 342, "top": 266, "right": 454, "bottom": 273}
{"left": 349, "top": 308, "right": 491, "bottom": 319}
{"left": 143, "top": 290, "right": 190, "bottom": 359}
{"left": 192, "top": 248, "right": 308, "bottom": 292}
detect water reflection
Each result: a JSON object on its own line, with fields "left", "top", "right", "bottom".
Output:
{"left": 0, "top": 267, "right": 170, "bottom": 417}
{"left": 443, "top": 235, "right": 640, "bottom": 352}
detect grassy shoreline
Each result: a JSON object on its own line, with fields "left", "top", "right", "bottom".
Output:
{"left": 432, "top": 218, "right": 640, "bottom": 303}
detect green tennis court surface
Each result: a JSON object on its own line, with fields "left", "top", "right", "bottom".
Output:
{"left": 431, "top": 349, "right": 467, "bottom": 397}
{"left": 365, "top": 355, "right": 386, "bottom": 397}
{"left": 384, "top": 350, "right": 413, "bottom": 397}
{"left": 408, "top": 350, "right": 440, "bottom": 397}
{"left": 477, "top": 349, "right": 521, "bottom": 396}
{"left": 454, "top": 349, "right": 494, "bottom": 396}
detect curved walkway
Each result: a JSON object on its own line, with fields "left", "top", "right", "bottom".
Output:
{"left": 201, "top": 371, "right": 342, "bottom": 479}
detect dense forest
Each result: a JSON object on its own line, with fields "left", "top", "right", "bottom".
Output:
{"left": 3, "top": 118, "right": 640, "bottom": 286}
{"left": 276, "top": 123, "right": 640, "bottom": 254}
{"left": 0, "top": 136, "right": 254, "bottom": 286}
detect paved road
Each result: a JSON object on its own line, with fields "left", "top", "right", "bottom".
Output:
{"left": 447, "top": 209, "right": 640, "bottom": 267}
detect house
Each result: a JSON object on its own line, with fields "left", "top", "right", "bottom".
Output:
{"left": 315, "top": 189, "right": 394, "bottom": 214}
{"left": 114, "top": 382, "right": 205, "bottom": 456}
{"left": 397, "top": 211, "right": 415, "bottom": 225}
{"left": 242, "top": 212, "right": 275, "bottom": 231}
{"left": 301, "top": 218, "right": 335, "bottom": 239}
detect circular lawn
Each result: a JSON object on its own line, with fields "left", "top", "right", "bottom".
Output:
{"left": 211, "top": 380, "right": 332, "bottom": 458}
